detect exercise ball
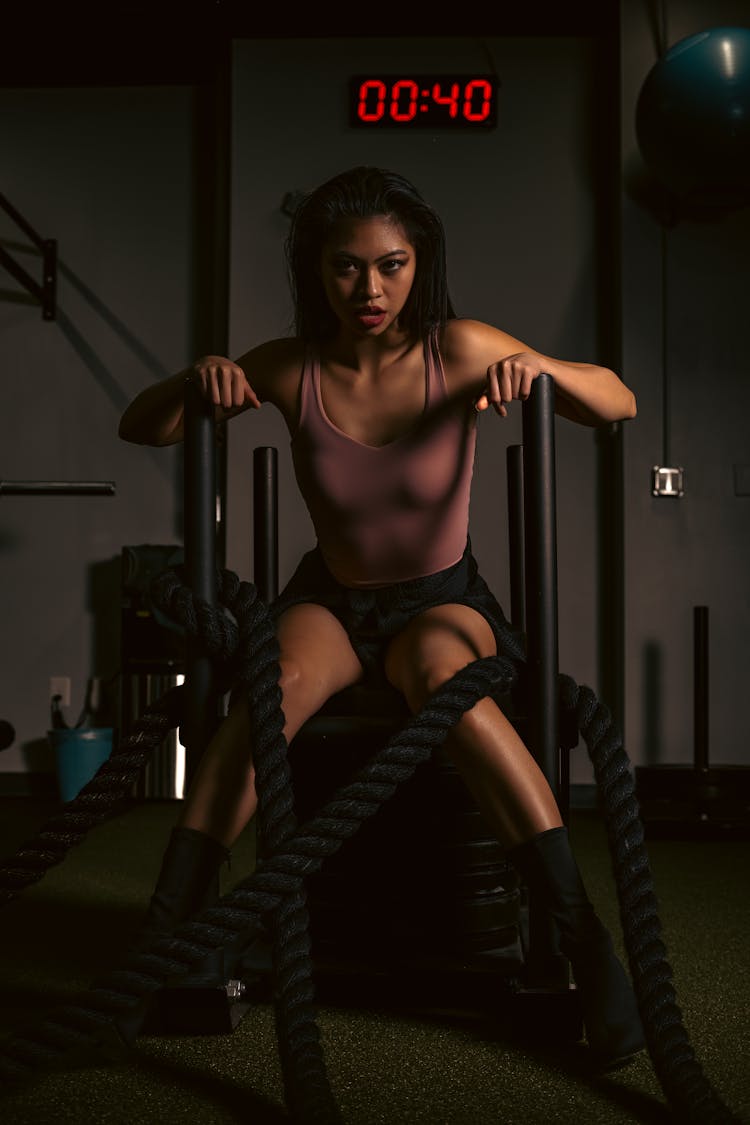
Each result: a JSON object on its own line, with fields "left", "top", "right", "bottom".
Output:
{"left": 635, "top": 26, "right": 750, "bottom": 207}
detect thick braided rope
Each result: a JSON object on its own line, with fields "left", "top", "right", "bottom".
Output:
{"left": 557, "top": 672, "right": 740, "bottom": 1125}
{"left": 213, "top": 567, "right": 340, "bottom": 1124}
{"left": 0, "top": 566, "right": 510, "bottom": 1122}
{"left": 205, "top": 566, "right": 514, "bottom": 1123}
{"left": 0, "top": 571, "right": 741, "bottom": 1124}
{"left": 0, "top": 652, "right": 507, "bottom": 1125}
{"left": 0, "top": 688, "right": 184, "bottom": 905}
{"left": 0, "top": 568, "right": 256, "bottom": 908}
{"left": 137, "top": 566, "right": 340, "bottom": 1123}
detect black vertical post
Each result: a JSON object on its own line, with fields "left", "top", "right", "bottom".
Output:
{"left": 522, "top": 374, "right": 560, "bottom": 805}
{"left": 596, "top": 423, "right": 625, "bottom": 735}
{"left": 183, "top": 379, "right": 219, "bottom": 787}
{"left": 253, "top": 447, "right": 279, "bottom": 604}
{"left": 521, "top": 374, "right": 568, "bottom": 993}
{"left": 192, "top": 47, "right": 231, "bottom": 570}
{"left": 693, "top": 605, "right": 709, "bottom": 773}
{"left": 506, "top": 444, "right": 525, "bottom": 633}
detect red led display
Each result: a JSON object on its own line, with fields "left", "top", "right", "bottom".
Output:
{"left": 349, "top": 75, "right": 498, "bottom": 129}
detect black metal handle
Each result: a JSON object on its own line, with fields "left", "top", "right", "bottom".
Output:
{"left": 521, "top": 373, "right": 560, "bottom": 806}
{"left": 0, "top": 480, "right": 115, "bottom": 495}
{"left": 506, "top": 444, "right": 525, "bottom": 632}
{"left": 253, "top": 447, "right": 279, "bottom": 604}
{"left": 693, "top": 605, "right": 709, "bottom": 773}
{"left": 182, "top": 379, "right": 220, "bottom": 784}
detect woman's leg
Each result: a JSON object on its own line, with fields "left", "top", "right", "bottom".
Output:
{"left": 138, "top": 604, "right": 364, "bottom": 943}
{"left": 384, "top": 604, "right": 644, "bottom": 1066}
{"left": 178, "top": 602, "right": 365, "bottom": 847}
{"left": 112, "top": 604, "right": 365, "bottom": 1047}
{"left": 384, "top": 602, "right": 562, "bottom": 847}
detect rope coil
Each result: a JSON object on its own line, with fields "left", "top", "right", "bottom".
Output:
{"left": 0, "top": 568, "right": 741, "bottom": 1124}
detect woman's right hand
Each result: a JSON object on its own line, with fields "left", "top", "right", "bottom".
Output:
{"left": 191, "top": 355, "right": 262, "bottom": 412}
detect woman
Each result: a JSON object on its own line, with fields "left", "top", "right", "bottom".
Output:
{"left": 119, "top": 166, "right": 641, "bottom": 1067}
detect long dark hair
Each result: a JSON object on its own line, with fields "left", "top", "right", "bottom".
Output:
{"left": 285, "top": 166, "right": 456, "bottom": 341}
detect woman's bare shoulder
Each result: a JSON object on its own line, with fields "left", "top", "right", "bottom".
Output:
{"left": 440, "top": 318, "right": 530, "bottom": 391}
{"left": 234, "top": 336, "right": 307, "bottom": 408}
{"left": 443, "top": 318, "right": 528, "bottom": 359}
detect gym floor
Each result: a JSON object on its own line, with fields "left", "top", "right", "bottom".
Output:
{"left": 1, "top": 794, "right": 748, "bottom": 1124}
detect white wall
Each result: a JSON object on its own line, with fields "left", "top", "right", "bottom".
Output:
{"left": 226, "top": 36, "right": 607, "bottom": 784}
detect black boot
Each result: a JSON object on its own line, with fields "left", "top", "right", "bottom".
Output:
{"left": 108, "top": 826, "right": 232, "bottom": 1047}
{"left": 508, "top": 826, "right": 645, "bottom": 1069}
{"left": 135, "top": 825, "right": 230, "bottom": 949}
{"left": 137, "top": 825, "right": 271, "bottom": 983}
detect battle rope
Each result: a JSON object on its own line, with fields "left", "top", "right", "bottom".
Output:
{"left": 0, "top": 690, "right": 184, "bottom": 904}
{"left": 0, "top": 568, "right": 741, "bottom": 1125}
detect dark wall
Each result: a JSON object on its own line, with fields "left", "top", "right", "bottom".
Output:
{"left": 2, "top": 2, "right": 748, "bottom": 789}
{"left": 620, "top": 3, "right": 750, "bottom": 768}
{"left": 226, "top": 35, "right": 610, "bottom": 786}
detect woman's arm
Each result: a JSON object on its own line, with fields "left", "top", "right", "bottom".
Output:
{"left": 118, "top": 338, "right": 302, "bottom": 446}
{"left": 443, "top": 319, "right": 636, "bottom": 427}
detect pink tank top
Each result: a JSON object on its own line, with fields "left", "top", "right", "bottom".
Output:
{"left": 290, "top": 336, "right": 477, "bottom": 588}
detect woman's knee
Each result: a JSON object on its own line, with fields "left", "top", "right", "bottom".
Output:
{"left": 385, "top": 605, "right": 495, "bottom": 709}
{"left": 278, "top": 654, "right": 304, "bottom": 699}
{"left": 275, "top": 603, "right": 363, "bottom": 700}
{"left": 389, "top": 654, "right": 468, "bottom": 712}
{"left": 276, "top": 653, "right": 342, "bottom": 733}
{"left": 277, "top": 654, "right": 318, "bottom": 715}
{"left": 279, "top": 649, "right": 343, "bottom": 698}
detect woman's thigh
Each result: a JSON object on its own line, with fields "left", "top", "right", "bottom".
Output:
{"left": 384, "top": 603, "right": 496, "bottom": 710}
{"left": 274, "top": 602, "right": 364, "bottom": 732}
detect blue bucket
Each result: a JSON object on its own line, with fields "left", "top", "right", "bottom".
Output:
{"left": 48, "top": 727, "right": 114, "bottom": 803}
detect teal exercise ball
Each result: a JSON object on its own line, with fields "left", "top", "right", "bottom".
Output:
{"left": 635, "top": 26, "right": 750, "bottom": 207}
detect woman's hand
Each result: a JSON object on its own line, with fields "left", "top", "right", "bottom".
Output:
{"left": 474, "top": 352, "right": 548, "bottom": 418}
{"left": 190, "top": 355, "right": 261, "bottom": 412}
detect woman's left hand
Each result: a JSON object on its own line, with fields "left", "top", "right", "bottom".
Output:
{"left": 474, "top": 352, "right": 548, "bottom": 417}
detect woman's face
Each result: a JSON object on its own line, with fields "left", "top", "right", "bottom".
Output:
{"left": 318, "top": 215, "right": 417, "bottom": 338}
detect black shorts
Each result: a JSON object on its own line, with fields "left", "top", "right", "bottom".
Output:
{"left": 271, "top": 539, "right": 514, "bottom": 688}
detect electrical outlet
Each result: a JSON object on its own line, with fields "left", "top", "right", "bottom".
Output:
{"left": 50, "top": 676, "right": 71, "bottom": 707}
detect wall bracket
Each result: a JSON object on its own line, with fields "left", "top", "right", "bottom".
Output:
{"left": 651, "top": 465, "right": 684, "bottom": 497}
{"left": 0, "top": 192, "right": 57, "bottom": 320}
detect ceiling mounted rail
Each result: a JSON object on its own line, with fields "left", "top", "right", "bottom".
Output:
{"left": 0, "top": 192, "right": 57, "bottom": 320}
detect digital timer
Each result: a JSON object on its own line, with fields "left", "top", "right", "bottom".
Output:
{"left": 349, "top": 75, "right": 498, "bottom": 129}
